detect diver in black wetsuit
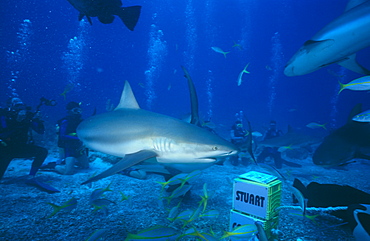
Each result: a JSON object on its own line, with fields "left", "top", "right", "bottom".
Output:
{"left": 257, "top": 120, "right": 302, "bottom": 169}
{"left": 0, "top": 97, "right": 48, "bottom": 180}
{"left": 230, "top": 120, "right": 249, "bottom": 166}
{"left": 55, "top": 101, "right": 89, "bottom": 175}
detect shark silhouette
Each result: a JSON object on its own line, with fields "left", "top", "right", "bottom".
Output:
{"left": 313, "top": 104, "right": 370, "bottom": 167}
{"left": 78, "top": 81, "right": 238, "bottom": 184}
{"left": 259, "top": 126, "right": 321, "bottom": 149}
{"left": 284, "top": 0, "right": 370, "bottom": 76}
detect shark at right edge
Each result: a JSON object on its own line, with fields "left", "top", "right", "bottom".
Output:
{"left": 313, "top": 104, "right": 370, "bottom": 167}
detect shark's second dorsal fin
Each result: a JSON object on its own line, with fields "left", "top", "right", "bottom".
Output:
{"left": 287, "top": 125, "right": 295, "bottom": 133}
{"left": 181, "top": 66, "right": 200, "bottom": 126}
{"left": 348, "top": 103, "right": 362, "bottom": 123}
{"left": 115, "top": 81, "right": 140, "bottom": 110}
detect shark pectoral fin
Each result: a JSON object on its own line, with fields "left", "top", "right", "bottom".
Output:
{"left": 354, "top": 151, "right": 370, "bottom": 161}
{"left": 81, "top": 150, "right": 157, "bottom": 185}
{"left": 303, "top": 39, "right": 334, "bottom": 53}
{"left": 338, "top": 54, "right": 370, "bottom": 75}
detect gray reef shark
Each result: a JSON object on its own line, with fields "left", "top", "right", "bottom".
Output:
{"left": 259, "top": 126, "right": 321, "bottom": 150}
{"left": 66, "top": 0, "right": 141, "bottom": 31}
{"left": 284, "top": 0, "right": 370, "bottom": 76}
{"left": 78, "top": 81, "right": 238, "bottom": 184}
{"left": 313, "top": 104, "right": 370, "bottom": 167}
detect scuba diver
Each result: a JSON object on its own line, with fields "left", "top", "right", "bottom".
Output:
{"left": 0, "top": 97, "right": 48, "bottom": 180}
{"left": 229, "top": 111, "right": 249, "bottom": 166}
{"left": 258, "top": 120, "right": 302, "bottom": 169}
{"left": 55, "top": 101, "right": 89, "bottom": 175}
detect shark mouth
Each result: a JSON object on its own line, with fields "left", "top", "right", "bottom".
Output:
{"left": 203, "top": 150, "right": 238, "bottom": 160}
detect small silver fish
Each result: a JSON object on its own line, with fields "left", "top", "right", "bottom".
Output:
{"left": 211, "top": 47, "right": 230, "bottom": 58}
{"left": 339, "top": 76, "right": 370, "bottom": 94}
{"left": 237, "top": 63, "right": 250, "bottom": 86}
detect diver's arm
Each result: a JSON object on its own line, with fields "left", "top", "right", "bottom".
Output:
{"left": 0, "top": 111, "right": 13, "bottom": 140}
{"left": 31, "top": 120, "right": 45, "bottom": 134}
{"left": 31, "top": 112, "right": 45, "bottom": 134}
{"left": 230, "top": 129, "right": 243, "bottom": 141}
{"left": 59, "top": 119, "right": 79, "bottom": 141}
{"left": 230, "top": 130, "right": 237, "bottom": 139}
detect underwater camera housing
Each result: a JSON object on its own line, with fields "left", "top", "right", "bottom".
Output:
{"left": 40, "top": 97, "right": 57, "bottom": 107}
{"left": 36, "top": 97, "right": 57, "bottom": 112}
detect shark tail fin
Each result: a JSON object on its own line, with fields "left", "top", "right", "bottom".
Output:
{"left": 223, "top": 52, "right": 230, "bottom": 58}
{"left": 117, "top": 6, "right": 142, "bottom": 31}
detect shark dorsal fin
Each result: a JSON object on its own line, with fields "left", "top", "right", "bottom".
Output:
{"left": 115, "top": 81, "right": 140, "bottom": 110}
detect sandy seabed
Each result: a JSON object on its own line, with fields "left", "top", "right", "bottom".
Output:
{"left": 0, "top": 152, "right": 369, "bottom": 241}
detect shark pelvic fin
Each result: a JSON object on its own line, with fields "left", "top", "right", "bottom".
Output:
{"left": 81, "top": 150, "right": 157, "bottom": 185}
{"left": 338, "top": 54, "right": 370, "bottom": 75}
{"left": 115, "top": 81, "right": 140, "bottom": 110}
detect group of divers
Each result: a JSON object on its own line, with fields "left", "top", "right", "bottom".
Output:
{"left": 0, "top": 97, "right": 88, "bottom": 180}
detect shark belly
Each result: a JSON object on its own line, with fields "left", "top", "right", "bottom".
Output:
{"left": 77, "top": 108, "right": 237, "bottom": 163}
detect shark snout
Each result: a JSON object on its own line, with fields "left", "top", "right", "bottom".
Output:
{"left": 284, "top": 64, "right": 295, "bottom": 76}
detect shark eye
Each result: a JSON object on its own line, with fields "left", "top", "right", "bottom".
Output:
{"left": 212, "top": 146, "right": 218, "bottom": 151}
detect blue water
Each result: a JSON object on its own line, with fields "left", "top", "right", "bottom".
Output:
{"left": 2, "top": 1, "right": 370, "bottom": 240}
{"left": 1, "top": 0, "right": 370, "bottom": 131}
